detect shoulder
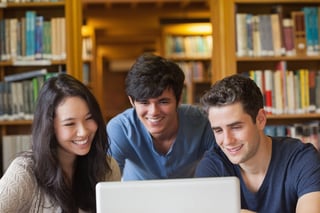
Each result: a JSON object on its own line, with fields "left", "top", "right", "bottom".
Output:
{"left": 2, "top": 155, "right": 34, "bottom": 179}
{"left": 178, "top": 104, "right": 208, "bottom": 122}
{"left": 105, "top": 156, "right": 121, "bottom": 181}
{"left": 271, "top": 137, "right": 320, "bottom": 182}
{"left": 0, "top": 155, "right": 37, "bottom": 212}
{"left": 107, "top": 108, "right": 139, "bottom": 129}
{"left": 195, "top": 148, "right": 235, "bottom": 177}
{"left": 272, "top": 137, "right": 318, "bottom": 157}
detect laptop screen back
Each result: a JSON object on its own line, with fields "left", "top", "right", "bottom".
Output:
{"left": 96, "top": 177, "right": 240, "bottom": 213}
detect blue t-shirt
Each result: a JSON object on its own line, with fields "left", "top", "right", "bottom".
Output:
{"left": 195, "top": 137, "right": 320, "bottom": 213}
{"left": 107, "top": 104, "right": 215, "bottom": 180}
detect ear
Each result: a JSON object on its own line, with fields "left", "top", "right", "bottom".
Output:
{"left": 128, "top": 96, "right": 135, "bottom": 108}
{"left": 256, "top": 108, "right": 267, "bottom": 130}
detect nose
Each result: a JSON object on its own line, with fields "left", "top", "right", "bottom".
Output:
{"left": 76, "top": 123, "right": 89, "bottom": 137}
{"left": 148, "top": 103, "right": 160, "bottom": 115}
{"left": 223, "top": 130, "right": 235, "bottom": 145}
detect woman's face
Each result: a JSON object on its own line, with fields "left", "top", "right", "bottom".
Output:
{"left": 54, "top": 96, "right": 98, "bottom": 159}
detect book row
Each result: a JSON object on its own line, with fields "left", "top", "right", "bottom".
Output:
{"left": 0, "top": 11, "right": 66, "bottom": 61}
{"left": 1, "top": 134, "right": 31, "bottom": 173}
{"left": 177, "top": 61, "right": 211, "bottom": 83}
{"left": 265, "top": 121, "right": 320, "bottom": 151}
{"left": 236, "top": 6, "right": 320, "bottom": 57}
{"left": 0, "top": 70, "right": 57, "bottom": 120}
{"left": 164, "top": 35, "right": 212, "bottom": 58}
{"left": 245, "top": 65, "right": 320, "bottom": 115}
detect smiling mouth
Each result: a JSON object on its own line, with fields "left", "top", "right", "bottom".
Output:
{"left": 226, "top": 145, "right": 242, "bottom": 154}
{"left": 73, "top": 139, "right": 88, "bottom": 145}
{"left": 147, "top": 117, "right": 162, "bottom": 123}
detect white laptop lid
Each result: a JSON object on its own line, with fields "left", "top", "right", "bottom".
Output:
{"left": 96, "top": 177, "right": 240, "bottom": 213}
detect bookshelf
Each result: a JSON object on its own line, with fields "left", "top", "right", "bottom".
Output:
{"left": 82, "top": 0, "right": 211, "bottom": 119}
{"left": 211, "top": 0, "right": 320, "bottom": 147}
{"left": 0, "top": 0, "right": 82, "bottom": 174}
{"left": 212, "top": 0, "right": 320, "bottom": 118}
{"left": 81, "top": 25, "right": 95, "bottom": 89}
{"left": 161, "top": 23, "right": 212, "bottom": 104}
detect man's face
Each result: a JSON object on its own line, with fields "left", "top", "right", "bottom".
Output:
{"left": 208, "top": 102, "right": 265, "bottom": 166}
{"left": 130, "top": 88, "right": 178, "bottom": 139}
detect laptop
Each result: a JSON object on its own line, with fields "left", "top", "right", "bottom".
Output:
{"left": 96, "top": 177, "right": 241, "bottom": 213}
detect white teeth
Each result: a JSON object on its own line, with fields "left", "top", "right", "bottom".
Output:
{"left": 73, "top": 140, "right": 87, "bottom": 145}
{"left": 148, "top": 117, "right": 161, "bottom": 122}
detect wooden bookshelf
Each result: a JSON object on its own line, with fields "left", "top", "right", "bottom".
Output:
{"left": 161, "top": 22, "right": 212, "bottom": 104}
{"left": 82, "top": 0, "right": 211, "bottom": 119}
{"left": 0, "top": 0, "right": 82, "bottom": 174}
{"left": 212, "top": 0, "right": 320, "bottom": 140}
{"left": 81, "top": 0, "right": 320, "bottom": 128}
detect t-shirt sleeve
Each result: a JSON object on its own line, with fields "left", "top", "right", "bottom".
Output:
{"left": 195, "top": 148, "right": 234, "bottom": 177}
{"left": 293, "top": 144, "right": 320, "bottom": 197}
{"left": 107, "top": 117, "right": 128, "bottom": 173}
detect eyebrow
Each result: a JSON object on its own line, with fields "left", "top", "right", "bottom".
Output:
{"left": 60, "top": 112, "right": 92, "bottom": 122}
{"left": 212, "top": 121, "right": 243, "bottom": 129}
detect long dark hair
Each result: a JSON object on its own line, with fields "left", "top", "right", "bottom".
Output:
{"left": 31, "top": 73, "right": 111, "bottom": 212}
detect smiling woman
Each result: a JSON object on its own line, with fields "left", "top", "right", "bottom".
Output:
{"left": 0, "top": 74, "right": 120, "bottom": 213}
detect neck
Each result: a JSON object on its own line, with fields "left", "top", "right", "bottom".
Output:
{"left": 240, "top": 135, "right": 272, "bottom": 192}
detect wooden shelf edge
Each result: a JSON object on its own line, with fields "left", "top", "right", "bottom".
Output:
{"left": 267, "top": 113, "right": 320, "bottom": 120}
{"left": 234, "top": 0, "right": 320, "bottom": 4}
{"left": 237, "top": 56, "right": 320, "bottom": 62}
{"left": 0, "top": 120, "right": 33, "bottom": 126}
{"left": 2, "top": 1, "right": 65, "bottom": 8}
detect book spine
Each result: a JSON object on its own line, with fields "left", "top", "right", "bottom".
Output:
{"left": 4, "top": 68, "right": 47, "bottom": 82}
{"left": 236, "top": 13, "right": 248, "bottom": 57}
{"left": 35, "top": 16, "right": 44, "bottom": 60}
{"left": 264, "top": 69, "right": 273, "bottom": 114}
{"left": 291, "top": 11, "right": 307, "bottom": 56}
{"left": 282, "top": 18, "right": 296, "bottom": 56}
{"left": 25, "top": 10, "right": 36, "bottom": 60}
{"left": 42, "top": 21, "right": 52, "bottom": 59}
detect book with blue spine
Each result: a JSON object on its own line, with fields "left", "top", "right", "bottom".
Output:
{"left": 35, "top": 16, "right": 44, "bottom": 59}
{"left": 25, "top": 10, "right": 36, "bottom": 60}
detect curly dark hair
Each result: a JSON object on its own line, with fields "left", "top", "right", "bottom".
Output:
{"left": 125, "top": 53, "right": 185, "bottom": 104}
{"left": 200, "top": 74, "right": 264, "bottom": 123}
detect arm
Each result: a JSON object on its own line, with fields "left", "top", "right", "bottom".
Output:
{"left": 296, "top": 192, "right": 320, "bottom": 213}
{"left": 106, "top": 156, "right": 121, "bottom": 181}
{"left": 0, "top": 157, "right": 35, "bottom": 212}
{"left": 106, "top": 118, "right": 129, "bottom": 174}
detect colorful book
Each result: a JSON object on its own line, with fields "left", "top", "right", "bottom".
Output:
{"left": 308, "top": 70, "right": 316, "bottom": 113}
{"left": 35, "top": 16, "right": 44, "bottom": 59}
{"left": 291, "top": 11, "right": 306, "bottom": 56}
{"left": 252, "top": 15, "right": 261, "bottom": 56}
{"left": 25, "top": 10, "right": 36, "bottom": 60}
{"left": 42, "top": 20, "right": 52, "bottom": 59}
{"left": 259, "top": 14, "right": 274, "bottom": 56}
{"left": 236, "top": 13, "right": 248, "bottom": 57}
{"left": 282, "top": 18, "right": 295, "bottom": 56}
{"left": 263, "top": 69, "right": 273, "bottom": 114}
{"left": 316, "top": 71, "right": 320, "bottom": 113}
{"left": 270, "top": 13, "right": 282, "bottom": 56}
{"left": 4, "top": 68, "right": 48, "bottom": 82}
{"left": 271, "top": 5, "right": 286, "bottom": 55}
